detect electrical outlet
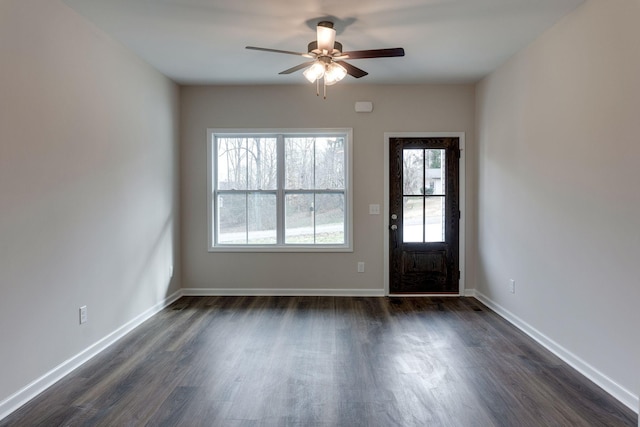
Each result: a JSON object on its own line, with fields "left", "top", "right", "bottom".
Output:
{"left": 79, "top": 306, "right": 88, "bottom": 324}
{"left": 357, "top": 262, "right": 365, "bottom": 273}
{"left": 510, "top": 279, "right": 516, "bottom": 294}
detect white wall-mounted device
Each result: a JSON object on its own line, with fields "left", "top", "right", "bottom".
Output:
{"left": 355, "top": 101, "right": 373, "bottom": 113}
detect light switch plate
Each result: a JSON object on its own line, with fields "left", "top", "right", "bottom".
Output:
{"left": 79, "top": 306, "right": 88, "bottom": 324}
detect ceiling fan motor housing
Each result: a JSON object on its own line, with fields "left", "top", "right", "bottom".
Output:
{"left": 308, "top": 41, "right": 343, "bottom": 56}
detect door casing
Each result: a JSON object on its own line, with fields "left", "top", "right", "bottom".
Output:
{"left": 383, "top": 132, "right": 466, "bottom": 296}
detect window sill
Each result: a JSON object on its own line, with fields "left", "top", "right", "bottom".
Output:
{"left": 208, "top": 245, "right": 353, "bottom": 253}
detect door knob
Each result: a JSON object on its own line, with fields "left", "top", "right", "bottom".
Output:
{"left": 390, "top": 224, "right": 398, "bottom": 230}
{"left": 391, "top": 214, "right": 398, "bottom": 220}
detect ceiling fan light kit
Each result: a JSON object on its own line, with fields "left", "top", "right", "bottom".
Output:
{"left": 246, "top": 20, "right": 405, "bottom": 99}
{"left": 303, "top": 58, "right": 347, "bottom": 84}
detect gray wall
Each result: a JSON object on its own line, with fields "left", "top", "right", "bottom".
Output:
{"left": 180, "top": 84, "right": 476, "bottom": 293}
{"left": 475, "top": 0, "right": 640, "bottom": 410}
{"left": 2, "top": 0, "right": 638, "bottom": 418}
{"left": 0, "top": 0, "right": 181, "bottom": 406}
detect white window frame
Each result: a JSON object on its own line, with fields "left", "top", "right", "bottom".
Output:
{"left": 207, "top": 128, "right": 353, "bottom": 252}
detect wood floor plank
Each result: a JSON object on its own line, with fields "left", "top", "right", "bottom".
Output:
{"left": 1, "top": 296, "right": 636, "bottom": 426}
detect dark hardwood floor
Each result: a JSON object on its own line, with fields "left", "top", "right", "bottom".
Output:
{"left": 2, "top": 296, "right": 636, "bottom": 426}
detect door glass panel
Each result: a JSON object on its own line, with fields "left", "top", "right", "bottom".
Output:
{"left": 402, "top": 148, "right": 447, "bottom": 243}
{"left": 403, "top": 149, "right": 424, "bottom": 195}
{"left": 426, "top": 149, "right": 445, "bottom": 196}
{"left": 425, "top": 196, "right": 445, "bottom": 242}
{"left": 403, "top": 196, "right": 424, "bottom": 242}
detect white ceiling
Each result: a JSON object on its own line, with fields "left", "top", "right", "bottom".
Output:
{"left": 62, "top": 0, "right": 584, "bottom": 85}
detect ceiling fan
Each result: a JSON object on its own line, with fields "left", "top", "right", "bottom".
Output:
{"left": 246, "top": 21, "right": 405, "bottom": 98}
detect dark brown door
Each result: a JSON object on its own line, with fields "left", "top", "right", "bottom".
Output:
{"left": 389, "top": 137, "right": 460, "bottom": 294}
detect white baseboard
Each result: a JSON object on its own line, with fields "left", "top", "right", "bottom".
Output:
{"left": 0, "top": 290, "right": 183, "bottom": 421}
{"left": 386, "top": 289, "right": 476, "bottom": 298}
{"left": 181, "top": 287, "right": 385, "bottom": 297}
{"left": 388, "top": 293, "right": 462, "bottom": 297}
{"left": 474, "top": 291, "right": 639, "bottom": 414}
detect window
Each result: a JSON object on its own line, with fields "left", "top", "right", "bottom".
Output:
{"left": 207, "top": 129, "right": 352, "bottom": 252}
{"left": 402, "top": 148, "right": 446, "bottom": 242}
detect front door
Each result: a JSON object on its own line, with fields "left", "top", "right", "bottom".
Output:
{"left": 389, "top": 137, "right": 460, "bottom": 294}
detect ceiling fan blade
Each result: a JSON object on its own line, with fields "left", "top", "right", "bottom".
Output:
{"left": 342, "top": 48, "right": 405, "bottom": 59}
{"left": 279, "top": 61, "right": 316, "bottom": 75}
{"left": 246, "top": 46, "right": 309, "bottom": 57}
{"left": 335, "top": 61, "right": 368, "bottom": 79}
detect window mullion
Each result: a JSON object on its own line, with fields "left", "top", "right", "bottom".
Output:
{"left": 312, "top": 139, "right": 316, "bottom": 244}
{"left": 245, "top": 140, "right": 250, "bottom": 245}
{"left": 242, "top": 192, "right": 247, "bottom": 244}
{"left": 277, "top": 134, "right": 285, "bottom": 245}
{"left": 214, "top": 136, "right": 222, "bottom": 247}
{"left": 423, "top": 149, "right": 427, "bottom": 243}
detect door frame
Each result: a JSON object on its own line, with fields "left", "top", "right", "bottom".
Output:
{"left": 383, "top": 132, "right": 466, "bottom": 296}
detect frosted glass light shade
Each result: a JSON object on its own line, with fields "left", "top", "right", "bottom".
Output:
{"left": 303, "top": 62, "right": 325, "bottom": 83}
{"left": 324, "top": 63, "right": 347, "bottom": 86}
